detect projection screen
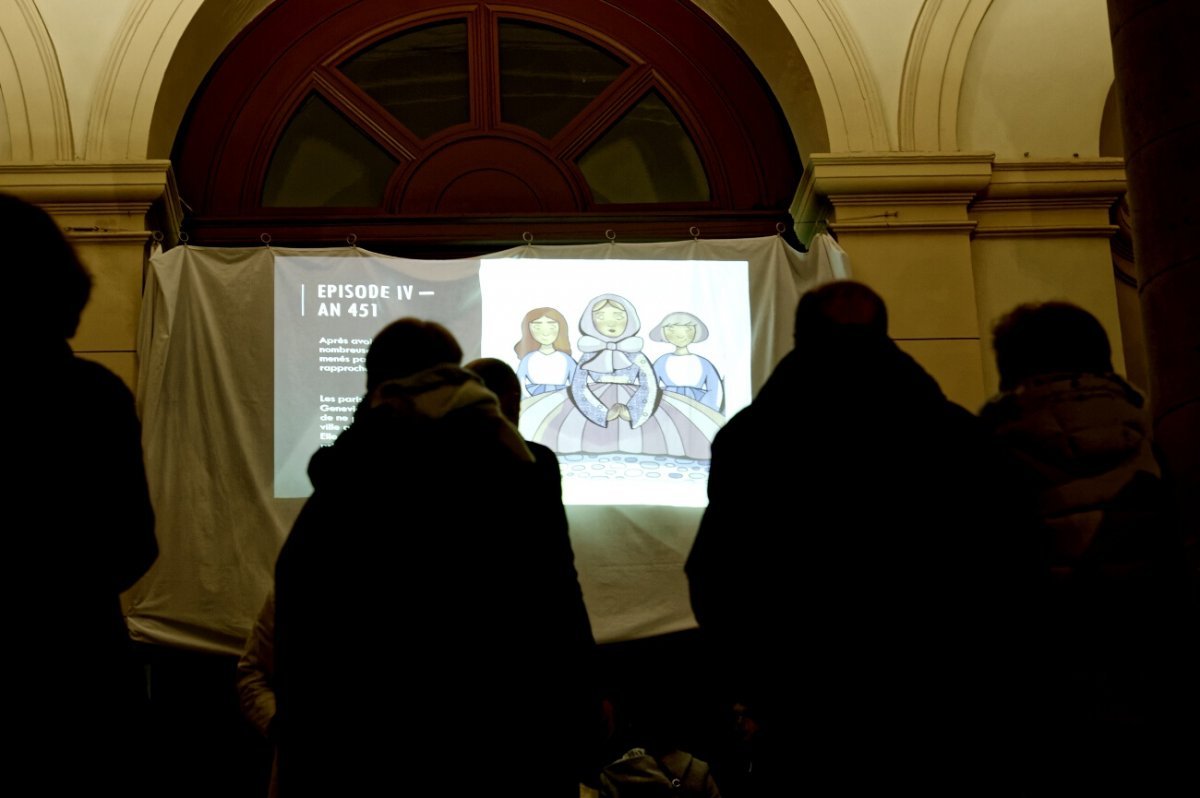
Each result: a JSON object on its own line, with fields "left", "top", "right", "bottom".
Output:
{"left": 128, "top": 236, "right": 846, "bottom": 652}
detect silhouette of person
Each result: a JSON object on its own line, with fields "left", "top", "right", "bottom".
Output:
{"left": 466, "top": 356, "right": 571, "bottom": 504}
{"left": 274, "top": 320, "right": 591, "bottom": 796}
{"left": 237, "top": 589, "right": 280, "bottom": 797}
{"left": 467, "top": 356, "right": 600, "bottom": 782}
{"left": 4, "top": 193, "right": 158, "bottom": 793}
{"left": 686, "top": 281, "right": 1022, "bottom": 788}
{"left": 981, "top": 302, "right": 1194, "bottom": 750}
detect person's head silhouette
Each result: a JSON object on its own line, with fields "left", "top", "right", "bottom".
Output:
{"left": 991, "top": 302, "right": 1112, "bottom": 391}
{"left": 364, "top": 318, "right": 462, "bottom": 391}
{"left": 0, "top": 193, "right": 91, "bottom": 342}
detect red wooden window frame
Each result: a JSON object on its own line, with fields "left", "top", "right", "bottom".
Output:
{"left": 174, "top": 0, "right": 801, "bottom": 250}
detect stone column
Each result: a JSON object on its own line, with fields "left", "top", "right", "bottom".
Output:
{"left": 796, "top": 152, "right": 994, "bottom": 410}
{"left": 1108, "top": 0, "right": 1200, "bottom": 532}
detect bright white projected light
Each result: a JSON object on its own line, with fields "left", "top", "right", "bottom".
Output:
{"left": 274, "top": 256, "right": 751, "bottom": 506}
{"left": 481, "top": 258, "right": 751, "bottom": 507}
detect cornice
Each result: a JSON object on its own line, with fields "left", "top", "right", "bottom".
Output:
{"left": 808, "top": 151, "right": 996, "bottom": 168}
{"left": 832, "top": 192, "right": 978, "bottom": 206}
{"left": 978, "top": 158, "right": 1126, "bottom": 201}
{"left": 972, "top": 196, "right": 1119, "bottom": 211}
{"left": 972, "top": 225, "right": 1119, "bottom": 239}
{"left": 831, "top": 219, "right": 978, "bottom": 234}
{"left": 807, "top": 151, "right": 994, "bottom": 196}
{"left": 0, "top": 160, "right": 172, "bottom": 204}
{"left": 59, "top": 229, "right": 156, "bottom": 243}
{"left": 970, "top": 160, "right": 1124, "bottom": 239}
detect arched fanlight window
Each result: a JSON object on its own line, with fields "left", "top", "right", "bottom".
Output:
{"left": 175, "top": 0, "right": 800, "bottom": 250}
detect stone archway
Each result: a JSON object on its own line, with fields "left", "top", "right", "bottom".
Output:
{"left": 92, "top": 0, "right": 850, "bottom": 172}
{"left": 0, "top": 0, "right": 73, "bottom": 161}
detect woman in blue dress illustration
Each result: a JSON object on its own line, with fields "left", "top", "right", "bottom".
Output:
{"left": 649, "top": 311, "right": 724, "bottom": 414}
{"left": 513, "top": 307, "right": 576, "bottom": 396}
{"left": 519, "top": 294, "right": 724, "bottom": 459}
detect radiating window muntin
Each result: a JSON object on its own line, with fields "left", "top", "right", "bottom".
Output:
{"left": 262, "top": 95, "right": 399, "bottom": 207}
{"left": 498, "top": 20, "right": 627, "bottom": 140}
{"left": 340, "top": 20, "right": 470, "bottom": 140}
{"left": 263, "top": 18, "right": 710, "bottom": 208}
{"left": 578, "top": 91, "right": 710, "bottom": 204}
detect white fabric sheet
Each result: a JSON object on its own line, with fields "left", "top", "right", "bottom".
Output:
{"left": 127, "top": 235, "right": 847, "bottom": 652}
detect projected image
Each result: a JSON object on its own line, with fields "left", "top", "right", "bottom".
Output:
{"left": 273, "top": 255, "right": 750, "bottom": 506}
{"left": 513, "top": 307, "right": 576, "bottom": 396}
{"left": 519, "top": 293, "right": 722, "bottom": 459}
{"left": 481, "top": 258, "right": 751, "bottom": 507}
{"left": 273, "top": 256, "right": 483, "bottom": 498}
{"left": 650, "top": 312, "right": 724, "bottom": 412}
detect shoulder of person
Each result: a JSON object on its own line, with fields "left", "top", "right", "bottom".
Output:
{"left": 67, "top": 356, "right": 136, "bottom": 404}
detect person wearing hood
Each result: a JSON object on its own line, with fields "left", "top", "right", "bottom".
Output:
{"left": 273, "top": 318, "right": 589, "bottom": 796}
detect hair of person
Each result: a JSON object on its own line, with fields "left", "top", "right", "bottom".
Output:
{"left": 992, "top": 301, "right": 1113, "bottom": 391}
{"left": 365, "top": 318, "right": 462, "bottom": 390}
{"left": 649, "top": 311, "right": 709, "bottom": 343}
{"left": 513, "top": 306, "right": 571, "bottom": 358}
{"left": 793, "top": 280, "right": 888, "bottom": 343}
{"left": 465, "top": 357, "right": 521, "bottom": 424}
{"left": 0, "top": 193, "right": 92, "bottom": 339}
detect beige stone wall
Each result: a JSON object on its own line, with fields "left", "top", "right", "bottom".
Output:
{"left": 37, "top": 0, "right": 138, "bottom": 159}
{"left": 0, "top": 161, "right": 172, "bottom": 388}
{"left": 0, "top": 0, "right": 1130, "bottom": 406}
{"left": 969, "top": 159, "right": 1127, "bottom": 394}
{"left": 71, "top": 237, "right": 147, "bottom": 387}
{"left": 958, "top": 0, "right": 1115, "bottom": 158}
{"left": 837, "top": 0, "right": 924, "bottom": 150}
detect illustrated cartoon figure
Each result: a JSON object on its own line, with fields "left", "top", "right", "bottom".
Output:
{"left": 569, "top": 294, "right": 659, "bottom": 429}
{"left": 519, "top": 293, "right": 724, "bottom": 460}
{"left": 513, "top": 307, "right": 576, "bottom": 396}
{"left": 650, "top": 311, "right": 724, "bottom": 414}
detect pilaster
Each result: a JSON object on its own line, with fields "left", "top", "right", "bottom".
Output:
{"left": 968, "top": 158, "right": 1126, "bottom": 391}
{"left": 805, "top": 151, "right": 994, "bottom": 409}
{"left": 0, "top": 160, "right": 177, "bottom": 387}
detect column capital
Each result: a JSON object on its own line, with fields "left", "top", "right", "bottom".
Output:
{"left": 0, "top": 160, "right": 172, "bottom": 203}
{"left": 970, "top": 158, "right": 1125, "bottom": 238}
{"left": 0, "top": 160, "right": 183, "bottom": 240}
{"left": 798, "top": 152, "right": 994, "bottom": 235}
{"left": 807, "top": 151, "right": 995, "bottom": 196}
